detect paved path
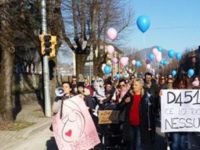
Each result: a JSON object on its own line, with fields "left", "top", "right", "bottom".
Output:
{"left": 4, "top": 127, "right": 53, "bottom": 150}
{"left": 0, "top": 101, "right": 51, "bottom": 150}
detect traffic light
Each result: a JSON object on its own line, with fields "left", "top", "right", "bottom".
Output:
{"left": 49, "top": 35, "right": 57, "bottom": 58}
{"left": 39, "top": 34, "right": 57, "bottom": 58}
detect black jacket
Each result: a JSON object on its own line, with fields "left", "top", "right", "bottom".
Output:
{"left": 117, "top": 90, "right": 156, "bottom": 143}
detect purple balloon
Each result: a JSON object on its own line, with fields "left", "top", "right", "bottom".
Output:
{"left": 146, "top": 59, "right": 151, "bottom": 64}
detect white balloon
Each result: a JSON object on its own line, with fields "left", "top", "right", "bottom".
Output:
{"left": 101, "top": 64, "right": 106, "bottom": 72}
{"left": 132, "top": 60, "right": 136, "bottom": 65}
{"left": 146, "top": 64, "right": 151, "bottom": 69}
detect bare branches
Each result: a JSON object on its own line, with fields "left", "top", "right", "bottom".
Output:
{"left": 61, "top": 0, "right": 134, "bottom": 51}
{"left": 118, "top": 9, "right": 134, "bottom": 34}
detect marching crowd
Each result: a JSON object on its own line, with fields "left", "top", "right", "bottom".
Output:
{"left": 52, "top": 72, "right": 200, "bottom": 150}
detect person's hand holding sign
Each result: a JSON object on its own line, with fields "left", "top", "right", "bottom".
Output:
{"left": 159, "top": 91, "right": 163, "bottom": 96}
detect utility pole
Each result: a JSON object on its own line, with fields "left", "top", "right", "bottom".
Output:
{"left": 41, "top": 0, "right": 51, "bottom": 117}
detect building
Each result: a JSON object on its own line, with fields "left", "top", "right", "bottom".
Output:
{"left": 83, "top": 40, "right": 123, "bottom": 78}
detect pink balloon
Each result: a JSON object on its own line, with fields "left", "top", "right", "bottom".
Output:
{"left": 120, "top": 57, "right": 129, "bottom": 67}
{"left": 132, "top": 60, "right": 136, "bottom": 65}
{"left": 146, "top": 64, "right": 151, "bottom": 69}
{"left": 152, "top": 48, "right": 159, "bottom": 56}
{"left": 155, "top": 52, "right": 162, "bottom": 62}
{"left": 192, "top": 81, "right": 199, "bottom": 87}
{"left": 112, "top": 57, "right": 118, "bottom": 64}
{"left": 107, "top": 45, "right": 115, "bottom": 54}
{"left": 107, "top": 28, "right": 117, "bottom": 40}
{"left": 192, "top": 77, "right": 199, "bottom": 87}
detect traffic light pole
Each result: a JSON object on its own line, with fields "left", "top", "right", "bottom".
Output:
{"left": 41, "top": 0, "right": 51, "bottom": 117}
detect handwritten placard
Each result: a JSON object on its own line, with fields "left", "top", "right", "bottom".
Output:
{"left": 161, "top": 89, "right": 200, "bottom": 132}
{"left": 52, "top": 95, "right": 100, "bottom": 150}
{"left": 98, "top": 110, "right": 120, "bottom": 124}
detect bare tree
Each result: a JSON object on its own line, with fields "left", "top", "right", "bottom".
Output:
{"left": 0, "top": 1, "right": 16, "bottom": 121}
{"left": 0, "top": 0, "right": 133, "bottom": 121}
{"left": 0, "top": 0, "right": 66, "bottom": 121}
{"left": 61, "top": 0, "right": 133, "bottom": 76}
{"left": 0, "top": 0, "right": 42, "bottom": 122}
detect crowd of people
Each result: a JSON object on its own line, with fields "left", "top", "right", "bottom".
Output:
{"left": 52, "top": 72, "right": 200, "bottom": 150}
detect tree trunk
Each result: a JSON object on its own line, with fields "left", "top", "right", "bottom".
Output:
{"left": 0, "top": 49, "right": 14, "bottom": 122}
{"left": 93, "top": 48, "right": 106, "bottom": 77}
{"left": 93, "top": 56, "right": 104, "bottom": 77}
{"left": 75, "top": 53, "right": 87, "bottom": 77}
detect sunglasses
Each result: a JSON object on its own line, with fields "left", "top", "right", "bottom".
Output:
{"left": 96, "top": 80, "right": 103, "bottom": 82}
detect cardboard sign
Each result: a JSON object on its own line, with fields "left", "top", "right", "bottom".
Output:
{"left": 98, "top": 110, "right": 120, "bottom": 124}
{"left": 161, "top": 89, "right": 200, "bottom": 133}
{"left": 52, "top": 95, "right": 100, "bottom": 150}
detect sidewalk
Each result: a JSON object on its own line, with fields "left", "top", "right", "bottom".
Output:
{"left": 0, "top": 101, "right": 51, "bottom": 150}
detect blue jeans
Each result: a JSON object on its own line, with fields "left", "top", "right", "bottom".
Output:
{"left": 170, "top": 132, "right": 187, "bottom": 150}
{"left": 129, "top": 125, "right": 141, "bottom": 150}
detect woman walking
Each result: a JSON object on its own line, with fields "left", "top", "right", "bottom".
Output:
{"left": 118, "top": 78, "right": 156, "bottom": 150}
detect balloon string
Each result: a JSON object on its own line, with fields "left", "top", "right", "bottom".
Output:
{"left": 143, "top": 34, "right": 147, "bottom": 61}
{"left": 143, "top": 34, "right": 146, "bottom": 46}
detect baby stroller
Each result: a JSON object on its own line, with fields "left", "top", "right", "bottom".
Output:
{"left": 94, "top": 100, "right": 123, "bottom": 150}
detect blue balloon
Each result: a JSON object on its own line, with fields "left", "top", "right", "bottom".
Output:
{"left": 160, "top": 59, "right": 165, "bottom": 65}
{"left": 160, "top": 59, "right": 168, "bottom": 66}
{"left": 171, "top": 70, "right": 177, "bottom": 77}
{"left": 157, "top": 46, "right": 163, "bottom": 52}
{"left": 168, "top": 49, "right": 175, "bottom": 58}
{"left": 103, "top": 65, "right": 112, "bottom": 75}
{"left": 115, "top": 73, "right": 121, "bottom": 79}
{"left": 136, "top": 16, "right": 151, "bottom": 33}
{"left": 175, "top": 52, "right": 182, "bottom": 61}
{"left": 187, "top": 68, "right": 195, "bottom": 78}
{"left": 148, "top": 53, "right": 155, "bottom": 61}
{"left": 163, "top": 60, "right": 168, "bottom": 66}
{"left": 135, "top": 61, "right": 142, "bottom": 68}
